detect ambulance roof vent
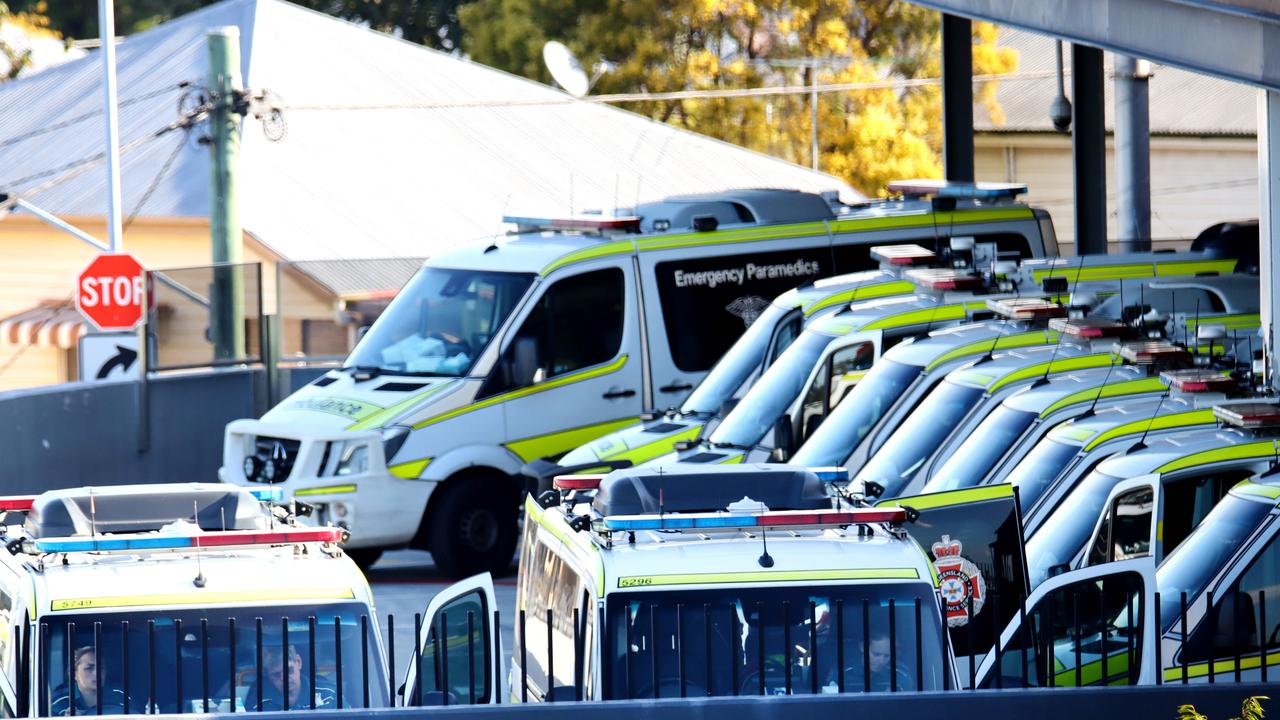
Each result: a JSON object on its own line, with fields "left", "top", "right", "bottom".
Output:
{"left": 24, "top": 484, "right": 269, "bottom": 539}
{"left": 591, "top": 465, "right": 829, "bottom": 517}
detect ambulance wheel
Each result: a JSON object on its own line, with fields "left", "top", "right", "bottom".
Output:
{"left": 345, "top": 548, "right": 383, "bottom": 569}
{"left": 427, "top": 478, "right": 517, "bottom": 579}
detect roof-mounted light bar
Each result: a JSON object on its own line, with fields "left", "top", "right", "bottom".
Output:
{"left": 1214, "top": 403, "right": 1280, "bottom": 429}
{"left": 809, "top": 467, "right": 850, "bottom": 484}
{"left": 987, "top": 297, "right": 1066, "bottom": 320}
{"left": 602, "top": 507, "right": 907, "bottom": 532}
{"left": 503, "top": 214, "right": 642, "bottom": 234}
{"left": 1048, "top": 317, "right": 1129, "bottom": 339}
{"left": 870, "top": 244, "right": 935, "bottom": 266}
{"left": 0, "top": 497, "right": 35, "bottom": 512}
{"left": 553, "top": 475, "right": 605, "bottom": 491}
{"left": 247, "top": 487, "right": 284, "bottom": 503}
{"left": 1114, "top": 341, "right": 1191, "bottom": 366}
{"left": 886, "top": 179, "right": 1028, "bottom": 201}
{"left": 1162, "top": 369, "right": 1235, "bottom": 394}
{"left": 905, "top": 268, "right": 984, "bottom": 291}
{"left": 34, "top": 527, "right": 346, "bottom": 554}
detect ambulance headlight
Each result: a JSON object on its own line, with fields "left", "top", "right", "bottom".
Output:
{"left": 262, "top": 457, "right": 279, "bottom": 482}
{"left": 335, "top": 443, "right": 369, "bottom": 477}
{"left": 243, "top": 456, "right": 260, "bottom": 481}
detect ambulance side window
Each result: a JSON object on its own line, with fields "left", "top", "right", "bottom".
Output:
{"left": 1161, "top": 471, "right": 1252, "bottom": 558}
{"left": 1088, "top": 487, "right": 1153, "bottom": 566}
{"left": 0, "top": 588, "right": 13, "bottom": 686}
{"left": 482, "top": 268, "right": 625, "bottom": 397}
{"left": 520, "top": 539, "right": 587, "bottom": 698}
{"left": 655, "top": 248, "right": 830, "bottom": 373}
{"left": 1182, "top": 532, "right": 1280, "bottom": 664}
{"left": 799, "top": 342, "right": 872, "bottom": 441}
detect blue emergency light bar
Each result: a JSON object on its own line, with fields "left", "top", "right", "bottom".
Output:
{"left": 809, "top": 467, "right": 850, "bottom": 483}
{"left": 887, "top": 179, "right": 1028, "bottom": 201}
{"left": 602, "top": 508, "right": 905, "bottom": 532}
{"left": 34, "top": 527, "right": 345, "bottom": 553}
{"left": 248, "top": 487, "right": 285, "bottom": 502}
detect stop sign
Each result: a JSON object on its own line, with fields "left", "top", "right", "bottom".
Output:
{"left": 76, "top": 253, "right": 146, "bottom": 331}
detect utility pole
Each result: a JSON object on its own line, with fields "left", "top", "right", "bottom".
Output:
{"left": 98, "top": 0, "right": 123, "bottom": 251}
{"left": 1114, "top": 55, "right": 1152, "bottom": 252}
{"left": 207, "top": 27, "right": 245, "bottom": 360}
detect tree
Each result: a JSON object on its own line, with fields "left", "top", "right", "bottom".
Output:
{"left": 458, "top": 0, "right": 1017, "bottom": 196}
{"left": 0, "top": 1, "right": 60, "bottom": 81}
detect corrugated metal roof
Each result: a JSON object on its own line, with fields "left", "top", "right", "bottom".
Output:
{"left": 0, "top": 0, "right": 860, "bottom": 264}
{"left": 977, "top": 28, "right": 1255, "bottom": 137}
{"left": 283, "top": 256, "right": 425, "bottom": 297}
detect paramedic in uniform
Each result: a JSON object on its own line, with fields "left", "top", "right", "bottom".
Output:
{"left": 51, "top": 647, "right": 126, "bottom": 715}
{"left": 246, "top": 644, "right": 339, "bottom": 710}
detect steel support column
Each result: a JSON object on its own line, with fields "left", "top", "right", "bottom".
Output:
{"left": 1114, "top": 55, "right": 1151, "bottom": 252}
{"left": 941, "top": 13, "right": 974, "bottom": 183}
{"left": 1072, "top": 44, "right": 1107, "bottom": 255}
{"left": 1259, "top": 90, "right": 1280, "bottom": 390}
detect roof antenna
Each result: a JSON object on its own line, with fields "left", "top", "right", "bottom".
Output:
{"left": 1081, "top": 353, "right": 1120, "bottom": 419}
{"left": 193, "top": 500, "right": 207, "bottom": 588}
{"left": 757, "top": 501, "right": 774, "bottom": 568}
{"left": 656, "top": 466, "right": 665, "bottom": 519}
{"left": 1260, "top": 439, "right": 1280, "bottom": 479}
{"left": 88, "top": 489, "right": 97, "bottom": 540}
{"left": 1192, "top": 298, "right": 1202, "bottom": 363}
{"left": 1139, "top": 284, "right": 1147, "bottom": 337}
{"left": 1033, "top": 256, "right": 1075, "bottom": 387}
{"left": 1128, "top": 390, "right": 1170, "bottom": 452}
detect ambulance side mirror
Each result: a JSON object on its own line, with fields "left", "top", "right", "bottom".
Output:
{"left": 510, "top": 336, "right": 541, "bottom": 386}
{"left": 772, "top": 413, "right": 794, "bottom": 460}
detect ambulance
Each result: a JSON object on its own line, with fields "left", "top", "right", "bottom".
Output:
{"left": 974, "top": 458, "right": 1280, "bottom": 687}
{"left": 0, "top": 483, "right": 387, "bottom": 716}
{"left": 223, "top": 183, "right": 1056, "bottom": 575}
{"left": 398, "top": 465, "right": 958, "bottom": 703}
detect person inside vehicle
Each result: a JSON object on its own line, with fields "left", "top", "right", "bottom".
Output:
{"left": 244, "top": 644, "right": 338, "bottom": 710}
{"left": 51, "top": 647, "right": 126, "bottom": 715}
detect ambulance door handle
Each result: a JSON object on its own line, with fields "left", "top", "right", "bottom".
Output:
{"left": 659, "top": 382, "right": 693, "bottom": 393}
{"left": 602, "top": 388, "right": 637, "bottom": 399}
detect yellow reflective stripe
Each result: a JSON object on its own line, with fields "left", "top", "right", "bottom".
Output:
{"left": 1055, "top": 651, "right": 1131, "bottom": 686}
{"left": 1050, "top": 425, "right": 1097, "bottom": 443}
{"left": 525, "top": 494, "right": 605, "bottom": 596}
{"left": 924, "top": 330, "right": 1058, "bottom": 372}
{"left": 987, "top": 353, "right": 1115, "bottom": 392}
{"left": 803, "top": 281, "right": 916, "bottom": 316}
{"left": 541, "top": 239, "right": 636, "bottom": 275}
{"left": 616, "top": 568, "right": 919, "bottom": 589}
{"left": 1039, "top": 377, "right": 1166, "bottom": 418}
{"left": 1154, "top": 259, "right": 1239, "bottom": 277}
{"left": 882, "top": 483, "right": 1013, "bottom": 511}
{"left": 51, "top": 588, "right": 356, "bottom": 612}
{"left": 295, "top": 483, "right": 358, "bottom": 496}
{"left": 1185, "top": 313, "right": 1261, "bottom": 331}
{"left": 1230, "top": 481, "right": 1280, "bottom": 501}
{"left": 861, "top": 304, "right": 968, "bottom": 331}
{"left": 605, "top": 425, "right": 704, "bottom": 464}
{"left": 1163, "top": 652, "right": 1280, "bottom": 681}
{"left": 718, "top": 453, "right": 745, "bottom": 464}
{"left": 505, "top": 416, "right": 640, "bottom": 463}
{"left": 389, "top": 458, "right": 432, "bottom": 479}
{"left": 1030, "top": 259, "right": 1237, "bottom": 284}
{"left": 829, "top": 208, "right": 1033, "bottom": 234}
{"left": 840, "top": 370, "right": 869, "bottom": 383}
{"left": 1084, "top": 409, "right": 1218, "bottom": 451}
{"left": 636, "top": 222, "right": 829, "bottom": 253}
{"left": 348, "top": 381, "right": 458, "bottom": 431}
{"left": 413, "top": 355, "right": 629, "bottom": 429}
{"left": 1157, "top": 440, "right": 1280, "bottom": 474}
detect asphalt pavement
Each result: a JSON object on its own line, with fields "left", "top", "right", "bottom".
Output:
{"left": 364, "top": 550, "right": 518, "bottom": 686}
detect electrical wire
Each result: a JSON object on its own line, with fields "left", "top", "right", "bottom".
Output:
{"left": 0, "top": 81, "right": 194, "bottom": 152}
{"left": 123, "top": 131, "right": 189, "bottom": 232}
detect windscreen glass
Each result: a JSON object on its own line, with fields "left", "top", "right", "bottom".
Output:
{"left": 1025, "top": 468, "right": 1127, "bottom": 586}
{"left": 709, "top": 330, "right": 833, "bottom": 448}
{"left": 681, "top": 304, "right": 793, "bottom": 415}
{"left": 927, "top": 407, "right": 1038, "bottom": 492}
{"left": 791, "top": 360, "right": 922, "bottom": 467}
{"left": 602, "top": 584, "right": 945, "bottom": 699}
{"left": 347, "top": 268, "right": 534, "bottom": 376}
{"left": 852, "top": 381, "right": 983, "bottom": 497}
{"left": 1002, "top": 438, "right": 1083, "bottom": 510}
{"left": 39, "top": 603, "right": 387, "bottom": 715}
{"left": 1156, "top": 495, "right": 1274, "bottom": 632}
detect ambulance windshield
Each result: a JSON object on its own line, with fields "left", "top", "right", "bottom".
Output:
{"left": 1001, "top": 437, "right": 1083, "bottom": 510}
{"left": 708, "top": 330, "right": 833, "bottom": 448}
{"left": 347, "top": 267, "right": 534, "bottom": 377}
{"left": 1025, "top": 468, "right": 1127, "bottom": 586}
{"left": 790, "top": 360, "right": 922, "bottom": 467}
{"left": 39, "top": 603, "right": 388, "bottom": 714}
{"left": 603, "top": 584, "right": 946, "bottom": 699}
{"left": 681, "top": 303, "right": 794, "bottom": 415}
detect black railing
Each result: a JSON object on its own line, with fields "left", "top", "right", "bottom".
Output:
{"left": 27, "top": 589, "right": 1280, "bottom": 716}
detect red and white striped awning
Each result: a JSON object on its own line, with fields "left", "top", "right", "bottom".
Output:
{"left": 0, "top": 300, "right": 87, "bottom": 350}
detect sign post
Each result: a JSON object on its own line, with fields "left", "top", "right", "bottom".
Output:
{"left": 76, "top": 253, "right": 146, "bottom": 331}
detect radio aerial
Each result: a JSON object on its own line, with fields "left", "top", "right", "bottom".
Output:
{"left": 542, "top": 41, "right": 591, "bottom": 97}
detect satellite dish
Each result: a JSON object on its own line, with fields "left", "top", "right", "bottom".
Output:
{"left": 542, "top": 41, "right": 590, "bottom": 97}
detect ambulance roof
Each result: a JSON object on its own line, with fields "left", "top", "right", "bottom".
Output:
{"left": 1093, "top": 427, "right": 1269, "bottom": 479}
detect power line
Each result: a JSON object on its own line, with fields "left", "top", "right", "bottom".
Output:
{"left": 283, "top": 69, "right": 1061, "bottom": 112}
{"left": 0, "top": 81, "right": 194, "bottom": 152}
{"left": 123, "top": 131, "right": 188, "bottom": 231}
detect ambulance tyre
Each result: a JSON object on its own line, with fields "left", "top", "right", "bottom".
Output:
{"left": 426, "top": 474, "right": 518, "bottom": 579}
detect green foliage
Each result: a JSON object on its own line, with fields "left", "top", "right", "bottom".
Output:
{"left": 458, "top": 0, "right": 1017, "bottom": 195}
{"left": 1178, "top": 695, "right": 1269, "bottom": 720}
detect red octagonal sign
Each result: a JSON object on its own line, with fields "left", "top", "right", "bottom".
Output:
{"left": 76, "top": 253, "right": 146, "bottom": 331}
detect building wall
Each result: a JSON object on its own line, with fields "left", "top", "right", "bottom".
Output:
{"left": 975, "top": 134, "right": 1258, "bottom": 252}
{"left": 0, "top": 216, "right": 336, "bottom": 389}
